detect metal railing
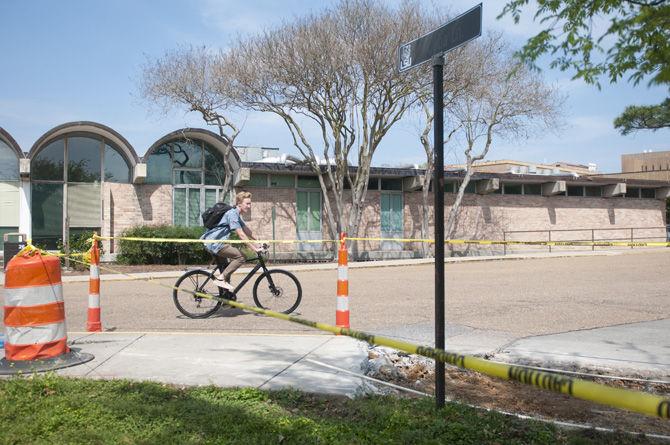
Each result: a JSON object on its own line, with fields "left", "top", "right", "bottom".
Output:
{"left": 502, "top": 226, "right": 668, "bottom": 255}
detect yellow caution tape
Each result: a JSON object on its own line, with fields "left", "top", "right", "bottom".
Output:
{"left": 93, "top": 234, "right": 670, "bottom": 248}
{"left": 45, "top": 248, "right": 670, "bottom": 419}
{"left": 94, "top": 235, "right": 337, "bottom": 244}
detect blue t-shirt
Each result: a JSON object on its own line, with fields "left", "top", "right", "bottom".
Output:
{"left": 201, "top": 208, "right": 246, "bottom": 254}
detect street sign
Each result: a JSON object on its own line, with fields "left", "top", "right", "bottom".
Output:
{"left": 397, "top": 3, "right": 483, "bottom": 410}
{"left": 398, "top": 3, "right": 482, "bottom": 72}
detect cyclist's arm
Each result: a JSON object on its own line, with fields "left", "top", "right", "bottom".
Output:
{"left": 235, "top": 227, "right": 262, "bottom": 251}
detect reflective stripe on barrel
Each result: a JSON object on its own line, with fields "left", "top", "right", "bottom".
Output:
{"left": 3, "top": 253, "right": 69, "bottom": 361}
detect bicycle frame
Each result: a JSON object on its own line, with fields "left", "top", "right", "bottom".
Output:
{"left": 204, "top": 252, "right": 271, "bottom": 296}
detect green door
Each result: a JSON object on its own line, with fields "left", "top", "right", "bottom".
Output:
{"left": 297, "top": 190, "right": 322, "bottom": 251}
{"left": 381, "top": 193, "right": 403, "bottom": 250}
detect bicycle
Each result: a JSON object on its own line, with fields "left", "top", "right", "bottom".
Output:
{"left": 172, "top": 244, "right": 302, "bottom": 318}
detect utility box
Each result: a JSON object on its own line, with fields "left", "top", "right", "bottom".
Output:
{"left": 3, "top": 233, "right": 27, "bottom": 271}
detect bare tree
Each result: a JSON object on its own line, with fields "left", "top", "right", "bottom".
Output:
{"left": 413, "top": 45, "right": 475, "bottom": 256}
{"left": 140, "top": 46, "right": 240, "bottom": 200}
{"left": 444, "top": 34, "right": 563, "bottom": 240}
{"left": 226, "top": 0, "right": 428, "bottom": 251}
{"left": 412, "top": 34, "right": 563, "bottom": 253}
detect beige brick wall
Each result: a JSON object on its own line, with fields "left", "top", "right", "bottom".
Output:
{"left": 104, "top": 183, "right": 666, "bottom": 258}
{"left": 238, "top": 187, "right": 298, "bottom": 253}
{"left": 101, "top": 183, "right": 172, "bottom": 253}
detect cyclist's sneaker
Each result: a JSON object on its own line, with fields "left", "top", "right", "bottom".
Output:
{"left": 212, "top": 278, "right": 234, "bottom": 291}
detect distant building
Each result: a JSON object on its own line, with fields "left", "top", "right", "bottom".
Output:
{"left": 447, "top": 159, "right": 597, "bottom": 176}
{"left": 590, "top": 150, "right": 670, "bottom": 181}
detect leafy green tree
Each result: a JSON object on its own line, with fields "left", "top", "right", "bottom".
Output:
{"left": 614, "top": 98, "right": 670, "bottom": 134}
{"left": 499, "top": 0, "right": 670, "bottom": 133}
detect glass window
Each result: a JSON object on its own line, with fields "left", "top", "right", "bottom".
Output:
{"left": 503, "top": 183, "right": 522, "bottom": 195}
{"left": 444, "top": 182, "right": 455, "bottom": 193}
{"left": 204, "top": 144, "right": 225, "bottom": 186}
{"left": 641, "top": 188, "right": 656, "bottom": 199}
{"left": 585, "top": 186, "right": 602, "bottom": 197}
{"left": 269, "top": 175, "right": 294, "bottom": 188}
{"left": 68, "top": 136, "right": 101, "bottom": 183}
{"left": 567, "top": 186, "right": 584, "bottom": 196}
{"left": 31, "top": 183, "right": 63, "bottom": 249}
{"left": 146, "top": 146, "right": 173, "bottom": 184}
{"left": 626, "top": 187, "right": 640, "bottom": 198}
{"left": 248, "top": 173, "right": 268, "bottom": 187}
{"left": 174, "top": 170, "right": 202, "bottom": 185}
{"left": 68, "top": 183, "right": 101, "bottom": 227}
{"left": 204, "top": 189, "right": 218, "bottom": 209}
{"left": 297, "top": 176, "right": 320, "bottom": 188}
{"left": 173, "top": 188, "right": 186, "bottom": 226}
{"left": 171, "top": 140, "right": 202, "bottom": 168}
{"left": 464, "top": 181, "right": 476, "bottom": 194}
{"left": 32, "top": 139, "right": 65, "bottom": 181}
{"left": 380, "top": 178, "right": 402, "bottom": 191}
{"left": 368, "top": 178, "right": 379, "bottom": 190}
{"left": 0, "top": 140, "right": 19, "bottom": 181}
{"left": 188, "top": 188, "right": 201, "bottom": 226}
{"left": 104, "top": 143, "right": 130, "bottom": 183}
{"left": 309, "top": 192, "right": 320, "bottom": 231}
{"left": 523, "top": 183, "right": 542, "bottom": 195}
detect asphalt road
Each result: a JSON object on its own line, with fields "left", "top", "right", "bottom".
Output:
{"left": 36, "top": 250, "right": 670, "bottom": 343}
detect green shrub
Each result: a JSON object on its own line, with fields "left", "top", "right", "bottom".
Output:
{"left": 54, "top": 230, "right": 104, "bottom": 270}
{"left": 116, "top": 225, "right": 210, "bottom": 265}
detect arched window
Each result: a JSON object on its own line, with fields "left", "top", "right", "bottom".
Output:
{"left": 0, "top": 139, "right": 20, "bottom": 250}
{"left": 0, "top": 139, "right": 19, "bottom": 181}
{"left": 145, "top": 139, "right": 226, "bottom": 226}
{"left": 31, "top": 134, "right": 131, "bottom": 248}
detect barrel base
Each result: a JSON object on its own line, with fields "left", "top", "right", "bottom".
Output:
{"left": 0, "top": 348, "right": 94, "bottom": 375}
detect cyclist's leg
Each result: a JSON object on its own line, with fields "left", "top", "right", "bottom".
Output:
{"left": 217, "top": 245, "right": 245, "bottom": 282}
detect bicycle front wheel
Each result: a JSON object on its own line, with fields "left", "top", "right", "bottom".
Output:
{"left": 252, "top": 269, "right": 302, "bottom": 314}
{"left": 173, "top": 270, "right": 223, "bottom": 318}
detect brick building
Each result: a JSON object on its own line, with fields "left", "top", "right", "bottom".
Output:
{"left": 1, "top": 122, "right": 669, "bottom": 261}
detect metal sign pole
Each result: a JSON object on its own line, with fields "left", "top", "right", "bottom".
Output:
{"left": 397, "top": 2, "right": 481, "bottom": 411}
{"left": 433, "top": 55, "right": 445, "bottom": 409}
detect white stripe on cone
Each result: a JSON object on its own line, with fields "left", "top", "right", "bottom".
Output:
{"left": 88, "top": 294, "right": 100, "bottom": 308}
{"left": 337, "top": 296, "right": 349, "bottom": 311}
{"left": 3, "top": 284, "right": 63, "bottom": 307}
{"left": 337, "top": 266, "right": 348, "bottom": 281}
{"left": 90, "top": 265, "right": 99, "bottom": 279}
{"left": 5, "top": 322, "right": 67, "bottom": 345}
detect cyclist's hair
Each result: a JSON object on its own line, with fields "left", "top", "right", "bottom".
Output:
{"left": 236, "top": 191, "right": 252, "bottom": 204}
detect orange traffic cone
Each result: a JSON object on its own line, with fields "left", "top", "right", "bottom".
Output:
{"left": 1, "top": 250, "right": 93, "bottom": 374}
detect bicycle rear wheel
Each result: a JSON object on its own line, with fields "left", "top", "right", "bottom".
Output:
{"left": 173, "top": 270, "right": 223, "bottom": 318}
{"left": 252, "top": 269, "right": 302, "bottom": 314}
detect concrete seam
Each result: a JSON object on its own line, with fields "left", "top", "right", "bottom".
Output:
{"left": 256, "top": 337, "right": 335, "bottom": 390}
{"left": 80, "top": 333, "right": 146, "bottom": 377}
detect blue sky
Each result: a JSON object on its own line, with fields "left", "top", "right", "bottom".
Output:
{"left": 0, "top": 0, "right": 667, "bottom": 173}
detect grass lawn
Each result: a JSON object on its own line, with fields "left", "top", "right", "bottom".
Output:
{"left": 0, "top": 374, "right": 652, "bottom": 444}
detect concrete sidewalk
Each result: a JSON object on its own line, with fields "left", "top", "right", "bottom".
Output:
{"left": 43, "top": 332, "right": 373, "bottom": 396}
{"left": 0, "top": 320, "right": 668, "bottom": 394}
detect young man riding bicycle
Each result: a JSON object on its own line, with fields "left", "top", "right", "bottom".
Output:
{"left": 201, "top": 191, "right": 264, "bottom": 290}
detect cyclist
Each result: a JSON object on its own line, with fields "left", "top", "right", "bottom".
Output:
{"left": 201, "top": 191, "right": 263, "bottom": 290}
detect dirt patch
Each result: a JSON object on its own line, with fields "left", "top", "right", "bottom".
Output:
{"left": 365, "top": 348, "right": 670, "bottom": 437}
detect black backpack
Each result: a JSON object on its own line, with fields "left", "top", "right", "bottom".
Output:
{"left": 202, "top": 202, "right": 234, "bottom": 229}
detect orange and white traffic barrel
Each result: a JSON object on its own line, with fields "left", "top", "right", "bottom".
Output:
{"left": 87, "top": 236, "right": 102, "bottom": 332}
{"left": 336, "top": 232, "right": 350, "bottom": 329}
{"left": 1, "top": 248, "right": 94, "bottom": 374}
{"left": 3, "top": 251, "right": 69, "bottom": 360}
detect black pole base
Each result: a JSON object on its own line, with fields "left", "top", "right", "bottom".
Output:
{"left": 0, "top": 348, "right": 94, "bottom": 375}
